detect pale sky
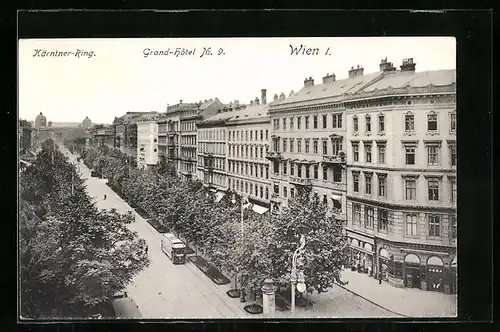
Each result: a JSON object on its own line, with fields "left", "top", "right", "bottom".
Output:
{"left": 18, "top": 37, "right": 456, "bottom": 124}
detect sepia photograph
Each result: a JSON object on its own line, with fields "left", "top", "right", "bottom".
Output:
{"left": 18, "top": 36, "right": 457, "bottom": 320}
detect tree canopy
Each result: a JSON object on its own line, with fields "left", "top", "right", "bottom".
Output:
{"left": 20, "top": 139, "right": 149, "bottom": 318}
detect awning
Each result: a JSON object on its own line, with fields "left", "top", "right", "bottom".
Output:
{"left": 214, "top": 191, "right": 226, "bottom": 203}
{"left": 331, "top": 194, "right": 342, "bottom": 202}
{"left": 252, "top": 204, "right": 269, "bottom": 215}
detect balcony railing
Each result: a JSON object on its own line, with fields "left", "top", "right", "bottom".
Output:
{"left": 322, "top": 154, "right": 346, "bottom": 165}
{"left": 270, "top": 193, "right": 280, "bottom": 202}
{"left": 265, "top": 151, "right": 282, "bottom": 160}
{"left": 289, "top": 176, "right": 313, "bottom": 186}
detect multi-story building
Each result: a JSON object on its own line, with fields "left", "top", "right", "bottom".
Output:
{"left": 89, "top": 126, "right": 114, "bottom": 149}
{"left": 343, "top": 58, "right": 456, "bottom": 294}
{"left": 157, "top": 99, "right": 223, "bottom": 179}
{"left": 179, "top": 99, "right": 224, "bottom": 180}
{"left": 226, "top": 90, "right": 272, "bottom": 214}
{"left": 267, "top": 69, "right": 380, "bottom": 218}
{"left": 137, "top": 118, "right": 159, "bottom": 169}
{"left": 112, "top": 112, "right": 158, "bottom": 159}
{"left": 196, "top": 108, "right": 234, "bottom": 200}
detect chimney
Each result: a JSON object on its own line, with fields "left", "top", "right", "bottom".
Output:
{"left": 322, "top": 72, "right": 336, "bottom": 84}
{"left": 261, "top": 89, "right": 267, "bottom": 104}
{"left": 273, "top": 93, "right": 278, "bottom": 101}
{"left": 279, "top": 92, "right": 286, "bottom": 100}
{"left": 400, "top": 58, "right": 416, "bottom": 71}
{"left": 348, "top": 65, "right": 364, "bottom": 78}
{"left": 379, "top": 57, "right": 396, "bottom": 72}
{"left": 304, "top": 77, "right": 314, "bottom": 87}
{"left": 254, "top": 97, "right": 260, "bottom": 105}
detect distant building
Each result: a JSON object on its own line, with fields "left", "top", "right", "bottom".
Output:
{"left": 82, "top": 116, "right": 93, "bottom": 130}
{"left": 137, "top": 118, "right": 159, "bottom": 169}
{"left": 89, "top": 126, "right": 114, "bottom": 149}
{"left": 34, "top": 112, "right": 47, "bottom": 128}
{"left": 112, "top": 112, "right": 159, "bottom": 160}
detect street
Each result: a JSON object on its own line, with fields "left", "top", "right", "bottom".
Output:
{"left": 64, "top": 147, "right": 397, "bottom": 318}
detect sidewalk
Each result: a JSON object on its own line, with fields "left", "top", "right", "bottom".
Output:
{"left": 339, "top": 268, "right": 457, "bottom": 317}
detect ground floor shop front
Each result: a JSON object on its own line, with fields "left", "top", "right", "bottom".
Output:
{"left": 347, "top": 231, "right": 457, "bottom": 294}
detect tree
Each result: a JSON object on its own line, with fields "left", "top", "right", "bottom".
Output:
{"left": 19, "top": 141, "right": 149, "bottom": 318}
{"left": 270, "top": 189, "right": 350, "bottom": 295}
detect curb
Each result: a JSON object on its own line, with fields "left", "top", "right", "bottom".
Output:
{"left": 333, "top": 282, "right": 408, "bottom": 317}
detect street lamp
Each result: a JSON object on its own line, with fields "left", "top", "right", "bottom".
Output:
{"left": 232, "top": 193, "right": 251, "bottom": 302}
{"left": 291, "top": 234, "right": 306, "bottom": 315}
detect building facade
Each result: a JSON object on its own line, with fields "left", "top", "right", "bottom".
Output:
{"left": 90, "top": 126, "right": 114, "bottom": 149}
{"left": 34, "top": 112, "right": 47, "bottom": 128}
{"left": 226, "top": 91, "right": 272, "bottom": 214}
{"left": 343, "top": 58, "right": 456, "bottom": 294}
{"left": 137, "top": 119, "right": 159, "bottom": 169}
{"left": 112, "top": 112, "right": 158, "bottom": 159}
{"left": 267, "top": 70, "right": 380, "bottom": 218}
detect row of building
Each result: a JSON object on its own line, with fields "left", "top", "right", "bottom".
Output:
{"left": 88, "top": 58, "right": 457, "bottom": 294}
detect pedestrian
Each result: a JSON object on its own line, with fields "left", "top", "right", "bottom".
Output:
{"left": 378, "top": 272, "right": 382, "bottom": 285}
{"left": 103, "top": 194, "right": 107, "bottom": 200}
{"left": 145, "top": 245, "right": 148, "bottom": 256}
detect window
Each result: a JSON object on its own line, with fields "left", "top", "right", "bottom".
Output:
{"left": 290, "top": 117, "right": 294, "bottom": 129}
{"left": 427, "top": 145, "right": 440, "bottom": 165}
{"left": 322, "top": 140, "right": 328, "bottom": 155}
{"left": 353, "top": 143, "right": 359, "bottom": 162}
{"left": 353, "top": 172, "right": 359, "bottom": 192}
{"left": 305, "top": 165, "right": 310, "bottom": 178}
{"left": 405, "top": 113, "right": 414, "bottom": 132}
{"left": 297, "top": 165, "right": 302, "bottom": 178}
{"left": 283, "top": 161, "right": 287, "bottom": 175}
{"left": 378, "top": 144, "right": 386, "bottom": 164}
{"left": 365, "top": 173, "right": 372, "bottom": 194}
{"left": 290, "top": 187, "right": 295, "bottom": 198}
{"left": 245, "top": 131, "right": 248, "bottom": 141}
{"left": 260, "top": 146, "right": 263, "bottom": 159}
{"left": 450, "top": 179, "right": 456, "bottom": 202}
{"left": 250, "top": 131, "right": 253, "bottom": 140}
{"left": 353, "top": 116, "right": 359, "bottom": 132}
{"left": 405, "top": 178, "right": 417, "bottom": 200}
{"left": 305, "top": 140, "right": 310, "bottom": 153}
{"left": 450, "top": 215, "right": 457, "bottom": 239}
{"left": 297, "top": 140, "right": 302, "bottom": 153}
{"left": 260, "top": 130, "right": 263, "bottom": 140}
{"left": 314, "top": 165, "right": 318, "bottom": 179}
{"left": 265, "top": 187, "right": 269, "bottom": 199}
{"left": 378, "top": 114, "right": 385, "bottom": 133}
{"left": 450, "top": 112, "right": 456, "bottom": 133}
{"left": 428, "top": 178, "right": 440, "bottom": 201}
{"left": 365, "top": 143, "right": 372, "bottom": 163}
{"left": 305, "top": 116, "right": 310, "bottom": 129}
{"left": 283, "top": 187, "right": 288, "bottom": 198}
{"left": 282, "top": 118, "right": 287, "bottom": 130}
{"left": 365, "top": 207, "right": 374, "bottom": 228}
{"left": 288, "top": 139, "right": 294, "bottom": 153}
{"left": 266, "top": 130, "right": 268, "bottom": 140}
{"left": 332, "top": 113, "right": 342, "bottom": 128}
{"left": 365, "top": 115, "right": 372, "bottom": 133}
{"left": 274, "top": 183, "right": 279, "bottom": 194}
{"left": 353, "top": 203, "right": 361, "bottom": 224}
{"left": 322, "top": 115, "right": 327, "bottom": 128}
{"left": 297, "top": 117, "right": 302, "bottom": 130}
{"left": 313, "top": 140, "right": 318, "bottom": 154}
{"left": 449, "top": 144, "right": 456, "bottom": 166}
{"left": 273, "top": 161, "right": 279, "bottom": 174}
{"left": 334, "top": 167, "right": 342, "bottom": 182}
{"left": 405, "top": 214, "right": 418, "bottom": 236}
{"left": 405, "top": 145, "right": 416, "bottom": 165}
{"left": 378, "top": 175, "right": 386, "bottom": 197}
{"left": 333, "top": 140, "right": 342, "bottom": 155}
{"left": 313, "top": 116, "right": 318, "bottom": 129}
{"left": 428, "top": 215, "right": 441, "bottom": 237}
{"left": 427, "top": 113, "right": 438, "bottom": 131}
{"left": 378, "top": 209, "right": 388, "bottom": 231}
{"left": 290, "top": 162, "right": 295, "bottom": 176}
{"left": 323, "top": 166, "right": 327, "bottom": 180}
{"left": 283, "top": 139, "right": 287, "bottom": 152}
{"left": 260, "top": 186, "right": 263, "bottom": 198}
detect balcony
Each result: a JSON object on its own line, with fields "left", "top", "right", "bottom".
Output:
{"left": 270, "top": 193, "right": 281, "bottom": 202}
{"left": 322, "top": 154, "right": 346, "bottom": 166}
{"left": 265, "top": 151, "right": 282, "bottom": 161}
{"left": 289, "top": 176, "right": 313, "bottom": 187}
